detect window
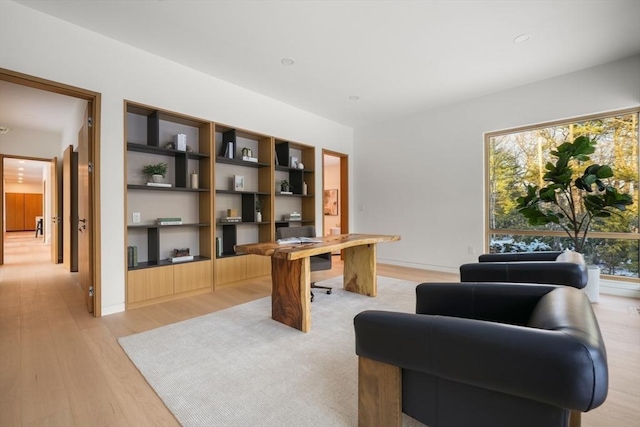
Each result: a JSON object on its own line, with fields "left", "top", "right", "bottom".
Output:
{"left": 486, "top": 109, "right": 639, "bottom": 280}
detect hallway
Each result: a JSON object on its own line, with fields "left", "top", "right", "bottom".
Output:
{"left": 2, "top": 231, "right": 49, "bottom": 266}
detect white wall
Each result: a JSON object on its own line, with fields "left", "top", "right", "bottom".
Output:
{"left": 0, "top": 1, "right": 353, "bottom": 315}
{"left": 0, "top": 128, "right": 62, "bottom": 158}
{"left": 354, "top": 55, "right": 640, "bottom": 278}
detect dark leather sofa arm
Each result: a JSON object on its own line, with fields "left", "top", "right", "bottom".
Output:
{"left": 354, "top": 308, "right": 604, "bottom": 412}
{"left": 478, "top": 251, "right": 562, "bottom": 262}
{"left": 459, "top": 261, "right": 588, "bottom": 289}
{"left": 414, "top": 282, "right": 556, "bottom": 325}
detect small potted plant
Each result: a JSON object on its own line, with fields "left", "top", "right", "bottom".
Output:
{"left": 280, "top": 180, "right": 290, "bottom": 193}
{"left": 255, "top": 199, "right": 264, "bottom": 222}
{"left": 142, "top": 162, "right": 168, "bottom": 183}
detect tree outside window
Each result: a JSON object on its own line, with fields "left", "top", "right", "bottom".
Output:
{"left": 486, "top": 110, "right": 639, "bottom": 279}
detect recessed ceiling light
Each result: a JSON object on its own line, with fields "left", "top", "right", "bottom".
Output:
{"left": 18, "top": 167, "right": 24, "bottom": 171}
{"left": 348, "top": 95, "right": 360, "bottom": 101}
{"left": 281, "top": 58, "right": 295, "bottom": 66}
{"left": 513, "top": 34, "right": 531, "bottom": 44}
{"left": 18, "top": 173, "right": 23, "bottom": 176}
{"left": 19, "top": 160, "right": 25, "bottom": 163}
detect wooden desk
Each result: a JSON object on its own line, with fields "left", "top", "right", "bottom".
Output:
{"left": 235, "top": 234, "right": 400, "bottom": 332}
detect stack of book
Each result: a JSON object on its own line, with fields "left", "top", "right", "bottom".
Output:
{"left": 146, "top": 182, "right": 172, "bottom": 187}
{"left": 219, "top": 216, "right": 242, "bottom": 223}
{"left": 127, "top": 246, "right": 138, "bottom": 268}
{"left": 157, "top": 217, "right": 182, "bottom": 225}
{"left": 282, "top": 212, "right": 302, "bottom": 221}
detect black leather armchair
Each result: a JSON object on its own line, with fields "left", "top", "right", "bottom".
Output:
{"left": 275, "top": 225, "right": 332, "bottom": 301}
{"left": 460, "top": 251, "right": 588, "bottom": 289}
{"left": 354, "top": 282, "right": 608, "bottom": 427}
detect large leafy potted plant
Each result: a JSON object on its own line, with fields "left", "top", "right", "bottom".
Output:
{"left": 515, "top": 135, "right": 633, "bottom": 253}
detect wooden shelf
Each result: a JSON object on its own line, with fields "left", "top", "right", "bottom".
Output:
{"left": 128, "top": 142, "right": 209, "bottom": 159}
{"left": 127, "top": 185, "right": 208, "bottom": 192}
{"left": 216, "top": 156, "right": 269, "bottom": 168}
{"left": 215, "top": 189, "right": 270, "bottom": 196}
{"left": 128, "top": 255, "right": 211, "bottom": 271}
{"left": 127, "top": 222, "right": 210, "bottom": 228}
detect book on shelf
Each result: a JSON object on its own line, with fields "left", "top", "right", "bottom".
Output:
{"left": 219, "top": 140, "right": 236, "bottom": 159}
{"left": 157, "top": 217, "right": 182, "bottom": 225}
{"left": 168, "top": 255, "right": 194, "bottom": 263}
{"left": 146, "top": 182, "right": 172, "bottom": 187}
{"left": 277, "top": 237, "right": 322, "bottom": 245}
{"left": 127, "top": 245, "right": 138, "bottom": 267}
{"left": 242, "top": 156, "right": 258, "bottom": 163}
{"left": 219, "top": 218, "right": 242, "bottom": 223}
{"left": 282, "top": 212, "right": 302, "bottom": 221}
{"left": 216, "top": 237, "right": 222, "bottom": 257}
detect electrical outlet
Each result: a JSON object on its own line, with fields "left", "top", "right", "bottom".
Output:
{"left": 132, "top": 212, "right": 141, "bottom": 223}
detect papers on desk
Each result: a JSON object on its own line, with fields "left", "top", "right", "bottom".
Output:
{"left": 277, "top": 237, "right": 322, "bottom": 244}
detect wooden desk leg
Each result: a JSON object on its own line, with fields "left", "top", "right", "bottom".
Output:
{"left": 358, "top": 356, "right": 401, "bottom": 427}
{"left": 271, "top": 257, "right": 311, "bottom": 332}
{"left": 344, "top": 244, "right": 377, "bottom": 296}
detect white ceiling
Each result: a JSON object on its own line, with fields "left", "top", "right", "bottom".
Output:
{"left": 3, "top": 157, "right": 48, "bottom": 187}
{"left": 0, "top": 81, "right": 83, "bottom": 185}
{"left": 12, "top": 0, "right": 640, "bottom": 128}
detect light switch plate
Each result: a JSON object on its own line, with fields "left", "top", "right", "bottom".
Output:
{"left": 132, "top": 212, "right": 141, "bottom": 223}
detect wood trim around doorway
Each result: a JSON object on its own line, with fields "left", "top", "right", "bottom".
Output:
{"left": 322, "top": 149, "right": 349, "bottom": 236}
{"left": 0, "top": 68, "right": 102, "bottom": 317}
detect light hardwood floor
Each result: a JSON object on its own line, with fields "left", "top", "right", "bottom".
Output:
{"left": 1, "top": 232, "right": 639, "bottom": 426}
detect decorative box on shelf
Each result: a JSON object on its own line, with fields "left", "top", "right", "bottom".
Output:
{"left": 168, "top": 247, "right": 192, "bottom": 263}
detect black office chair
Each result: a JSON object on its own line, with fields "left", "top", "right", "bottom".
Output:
{"left": 275, "top": 225, "right": 332, "bottom": 302}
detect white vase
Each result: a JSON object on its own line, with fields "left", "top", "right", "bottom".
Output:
{"left": 584, "top": 266, "right": 600, "bottom": 303}
{"left": 151, "top": 174, "right": 163, "bottom": 183}
{"left": 256, "top": 212, "right": 262, "bottom": 222}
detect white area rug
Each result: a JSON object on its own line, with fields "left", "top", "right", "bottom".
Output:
{"left": 119, "top": 276, "right": 427, "bottom": 427}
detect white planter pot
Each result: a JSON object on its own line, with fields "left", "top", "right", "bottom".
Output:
{"left": 584, "top": 265, "right": 600, "bottom": 303}
{"left": 256, "top": 212, "right": 262, "bottom": 222}
{"left": 151, "top": 174, "right": 163, "bottom": 183}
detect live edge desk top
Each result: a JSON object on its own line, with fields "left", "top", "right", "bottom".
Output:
{"left": 235, "top": 234, "right": 401, "bottom": 332}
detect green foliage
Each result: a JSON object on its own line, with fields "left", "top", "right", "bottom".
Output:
{"left": 255, "top": 198, "right": 264, "bottom": 212}
{"left": 142, "top": 162, "right": 168, "bottom": 177}
{"left": 515, "top": 136, "right": 633, "bottom": 252}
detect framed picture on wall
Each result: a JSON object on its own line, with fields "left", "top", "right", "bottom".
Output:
{"left": 324, "top": 189, "right": 338, "bottom": 215}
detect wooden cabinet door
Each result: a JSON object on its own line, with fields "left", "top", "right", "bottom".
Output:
{"left": 6, "top": 193, "right": 25, "bottom": 231}
{"left": 127, "top": 266, "right": 174, "bottom": 304}
{"left": 24, "top": 193, "right": 43, "bottom": 231}
{"left": 174, "top": 260, "right": 212, "bottom": 293}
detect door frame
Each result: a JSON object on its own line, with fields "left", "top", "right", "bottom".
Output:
{"left": 321, "top": 149, "right": 349, "bottom": 236}
{"left": 0, "top": 68, "right": 102, "bottom": 316}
